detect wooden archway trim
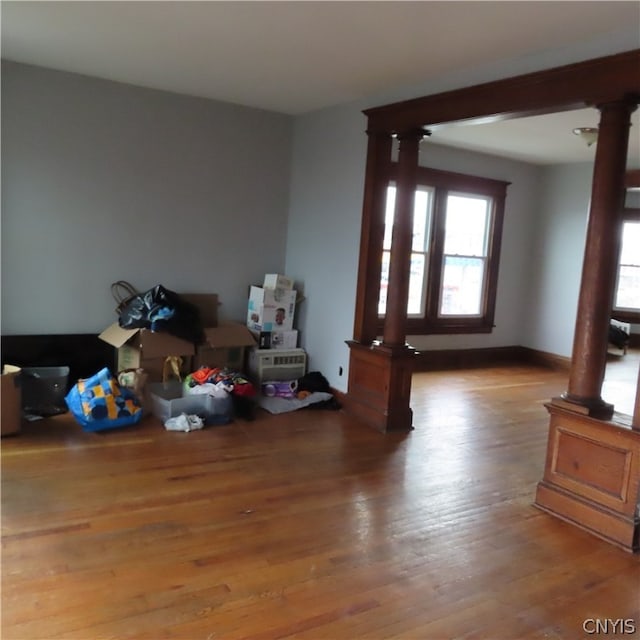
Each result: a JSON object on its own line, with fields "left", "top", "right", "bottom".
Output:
{"left": 347, "top": 48, "right": 639, "bottom": 434}
{"left": 346, "top": 47, "right": 640, "bottom": 551}
{"left": 364, "top": 49, "right": 640, "bottom": 134}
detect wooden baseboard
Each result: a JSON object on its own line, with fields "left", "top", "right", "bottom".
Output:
{"left": 412, "top": 345, "right": 575, "bottom": 372}
{"left": 331, "top": 387, "right": 348, "bottom": 408}
{"left": 353, "top": 345, "right": 576, "bottom": 373}
{"left": 413, "top": 345, "right": 526, "bottom": 371}
{"left": 535, "top": 482, "right": 639, "bottom": 553}
{"left": 518, "top": 347, "right": 572, "bottom": 372}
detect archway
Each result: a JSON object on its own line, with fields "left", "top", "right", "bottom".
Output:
{"left": 344, "top": 49, "right": 640, "bottom": 551}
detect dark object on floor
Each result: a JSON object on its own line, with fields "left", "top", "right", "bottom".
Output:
{"left": 233, "top": 395, "right": 256, "bottom": 421}
{"left": 609, "top": 323, "right": 630, "bottom": 352}
{"left": 304, "top": 396, "right": 342, "bottom": 411}
{"left": 297, "top": 371, "right": 331, "bottom": 394}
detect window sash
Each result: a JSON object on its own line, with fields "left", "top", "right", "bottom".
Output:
{"left": 438, "top": 254, "right": 488, "bottom": 317}
{"left": 379, "top": 185, "right": 433, "bottom": 317}
{"left": 613, "top": 218, "right": 640, "bottom": 315}
{"left": 377, "top": 164, "right": 508, "bottom": 335}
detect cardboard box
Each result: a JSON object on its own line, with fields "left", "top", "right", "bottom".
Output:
{"left": 247, "top": 286, "right": 296, "bottom": 332}
{"left": 1, "top": 365, "right": 22, "bottom": 436}
{"left": 263, "top": 274, "right": 295, "bottom": 290}
{"left": 252, "top": 329, "right": 298, "bottom": 350}
{"left": 193, "top": 323, "right": 257, "bottom": 371}
{"left": 99, "top": 323, "right": 195, "bottom": 380}
{"left": 99, "top": 293, "right": 218, "bottom": 382}
{"left": 180, "top": 293, "right": 219, "bottom": 327}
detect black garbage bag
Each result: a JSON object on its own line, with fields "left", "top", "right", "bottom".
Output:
{"left": 609, "top": 323, "right": 630, "bottom": 350}
{"left": 118, "top": 285, "right": 204, "bottom": 344}
{"left": 297, "top": 371, "right": 331, "bottom": 394}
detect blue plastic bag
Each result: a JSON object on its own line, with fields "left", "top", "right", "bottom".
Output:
{"left": 65, "top": 367, "right": 143, "bottom": 432}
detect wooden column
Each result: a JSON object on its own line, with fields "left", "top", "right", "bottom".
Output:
{"left": 633, "top": 365, "right": 640, "bottom": 431}
{"left": 536, "top": 99, "right": 640, "bottom": 552}
{"left": 382, "top": 129, "right": 424, "bottom": 346}
{"left": 345, "top": 129, "right": 424, "bottom": 432}
{"left": 553, "top": 100, "right": 636, "bottom": 419}
{"left": 352, "top": 131, "right": 393, "bottom": 344}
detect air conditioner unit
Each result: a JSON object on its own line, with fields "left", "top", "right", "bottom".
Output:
{"left": 248, "top": 348, "right": 307, "bottom": 383}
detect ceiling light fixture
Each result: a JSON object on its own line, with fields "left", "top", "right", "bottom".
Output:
{"left": 572, "top": 127, "right": 598, "bottom": 147}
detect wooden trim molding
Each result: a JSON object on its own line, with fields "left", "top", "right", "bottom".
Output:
{"left": 365, "top": 49, "right": 640, "bottom": 134}
{"left": 412, "top": 346, "right": 574, "bottom": 372}
{"left": 413, "top": 346, "right": 525, "bottom": 371}
{"left": 518, "top": 347, "right": 572, "bottom": 373}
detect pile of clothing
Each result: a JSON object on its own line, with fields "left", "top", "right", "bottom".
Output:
{"left": 184, "top": 367, "right": 256, "bottom": 398}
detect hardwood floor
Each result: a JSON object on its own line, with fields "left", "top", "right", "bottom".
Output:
{"left": 2, "top": 360, "right": 639, "bottom": 639}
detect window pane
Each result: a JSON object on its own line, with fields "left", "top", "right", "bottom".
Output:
{"left": 408, "top": 253, "right": 425, "bottom": 315}
{"left": 440, "top": 256, "right": 485, "bottom": 316}
{"left": 378, "top": 252, "right": 426, "bottom": 316}
{"left": 380, "top": 185, "right": 432, "bottom": 317}
{"left": 620, "top": 221, "right": 640, "bottom": 266}
{"left": 384, "top": 186, "right": 433, "bottom": 252}
{"left": 378, "top": 250, "right": 390, "bottom": 315}
{"left": 444, "top": 194, "right": 490, "bottom": 256}
{"left": 383, "top": 187, "right": 396, "bottom": 251}
{"left": 615, "top": 265, "right": 640, "bottom": 310}
{"left": 412, "top": 188, "right": 433, "bottom": 252}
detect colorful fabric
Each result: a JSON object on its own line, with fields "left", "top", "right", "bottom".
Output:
{"left": 185, "top": 367, "right": 256, "bottom": 397}
{"left": 65, "top": 367, "right": 143, "bottom": 432}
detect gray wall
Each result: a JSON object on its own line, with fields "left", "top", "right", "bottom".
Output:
{"left": 1, "top": 61, "right": 293, "bottom": 334}
{"left": 522, "top": 163, "right": 593, "bottom": 357}
{"left": 2, "top": 26, "right": 637, "bottom": 393}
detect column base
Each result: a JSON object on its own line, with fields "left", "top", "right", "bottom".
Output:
{"left": 344, "top": 341, "right": 416, "bottom": 433}
{"left": 550, "top": 393, "right": 614, "bottom": 420}
{"left": 534, "top": 403, "right": 640, "bottom": 553}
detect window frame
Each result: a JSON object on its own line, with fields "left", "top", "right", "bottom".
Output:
{"left": 378, "top": 164, "right": 509, "bottom": 335}
{"left": 612, "top": 207, "right": 640, "bottom": 324}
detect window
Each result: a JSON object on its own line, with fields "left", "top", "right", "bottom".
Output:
{"left": 613, "top": 209, "right": 640, "bottom": 323}
{"left": 378, "top": 165, "right": 509, "bottom": 334}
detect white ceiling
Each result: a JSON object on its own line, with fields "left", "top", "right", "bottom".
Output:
{"left": 2, "top": 1, "right": 639, "bottom": 165}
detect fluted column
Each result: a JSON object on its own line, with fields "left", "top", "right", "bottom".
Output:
{"left": 557, "top": 100, "right": 636, "bottom": 418}
{"left": 383, "top": 129, "right": 425, "bottom": 348}
{"left": 353, "top": 131, "right": 393, "bottom": 344}
{"left": 346, "top": 128, "right": 424, "bottom": 432}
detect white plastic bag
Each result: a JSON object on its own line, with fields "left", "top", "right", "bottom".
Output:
{"left": 164, "top": 413, "right": 204, "bottom": 432}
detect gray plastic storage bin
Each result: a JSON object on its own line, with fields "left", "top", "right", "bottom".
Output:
{"left": 21, "top": 366, "right": 70, "bottom": 416}
{"left": 148, "top": 381, "right": 233, "bottom": 425}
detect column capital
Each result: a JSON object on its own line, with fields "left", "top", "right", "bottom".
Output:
{"left": 395, "top": 127, "right": 432, "bottom": 142}
{"left": 595, "top": 97, "right": 638, "bottom": 113}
